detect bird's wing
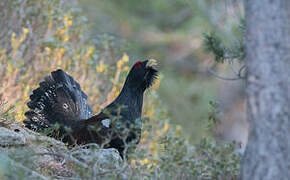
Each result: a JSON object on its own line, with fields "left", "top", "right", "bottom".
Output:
{"left": 69, "top": 112, "right": 110, "bottom": 145}
{"left": 82, "top": 111, "right": 109, "bottom": 126}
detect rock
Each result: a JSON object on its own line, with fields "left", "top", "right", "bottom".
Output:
{"left": 0, "top": 154, "right": 48, "bottom": 180}
{"left": 0, "top": 122, "right": 124, "bottom": 179}
{"left": 71, "top": 148, "right": 123, "bottom": 175}
{"left": 0, "top": 127, "right": 25, "bottom": 147}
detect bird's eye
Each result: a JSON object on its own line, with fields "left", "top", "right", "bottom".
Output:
{"left": 133, "top": 61, "right": 142, "bottom": 68}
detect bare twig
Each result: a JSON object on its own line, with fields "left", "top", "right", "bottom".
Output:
{"left": 228, "top": 59, "right": 240, "bottom": 77}
{"left": 238, "top": 65, "right": 246, "bottom": 77}
{"left": 207, "top": 66, "right": 244, "bottom": 81}
{"left": 207, "top": 59, "right": 246, "bottom": 81}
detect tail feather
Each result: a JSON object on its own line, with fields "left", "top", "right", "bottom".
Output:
{"left": 24, "top": 69, "right": 93, "bottom": 132}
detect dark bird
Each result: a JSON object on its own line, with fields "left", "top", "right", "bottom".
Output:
{"left": 23, "top": 59, "right": 158, "bottom": 157}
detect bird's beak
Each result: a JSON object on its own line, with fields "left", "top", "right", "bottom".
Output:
{"left": 146, "top": 59, "right": 158, "bottom": 68}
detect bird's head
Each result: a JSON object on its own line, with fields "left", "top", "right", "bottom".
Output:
{"left": 125, "top": 59, "right": 159, "bottom": 91}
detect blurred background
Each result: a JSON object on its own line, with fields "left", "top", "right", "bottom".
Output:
{"left": 0, "top": 0, "right": 247, "bottom": 147}
{"left": 78, "top": 0, "right": 246, "bottom": 145}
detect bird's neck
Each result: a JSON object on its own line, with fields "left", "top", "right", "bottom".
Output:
{"left": 115, "top": 85, "right": 144, "bottom": 117}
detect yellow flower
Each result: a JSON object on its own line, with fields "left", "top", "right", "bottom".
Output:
{"left": 22, "top": 27, "right": 29, "bottom": 35}
{"left": 23, "top": 86, "right": 30, "bottom": 99}
{"left": 0, "top": 49, "right": 6, "bottom": 60}
{"left": 96, "top": 61, "right": 106, "bottom": 73}
{"left": 56, "top": 28, "right": 65, "bottom": 37}
{"left": 122, "top": 53, "right": 129, "bottom": 62}
{"left": 114, "top": 89, "right": 120, "bottom": 98}
{"left": 116, "top": 61, "right": 122, "bottom": 69}
{"left": 122, "top": 66, "right": 130, "bottom": 72}
{"left": 56, "top": 48, "right": 66, "bottom": 60}
{"left": 146, "top": 107, "right": 155, "bottom": 119}
{"left": 142, "top": 130, "right": 148, "bottom": 137}
{"left": 19, "top": 27, "right": 29, "bottom": 44}
{"left": 10, "top": 28, "right": 28, "bottom": 51}
{"left": 150, "top": 140, "right": 158, "bottom": 156}
{"left": 175, "top": 125, "right": 182, "bottom": 136}
{"left": 62, "top": 34, "right": 69, "bottom": 42}
{"left": 152, "top": 75, "right": 161, "bottom": 90}
{"left": 130, "top": 159, "right": 137, "bottom": 167}
{"left": 7, "top": 62, "right": 14, "bottom": 75}
{"left": 16, "top": 111, "right": 25, "bottom": 122}
{"left": 152, "top": 160, "right": 158, "bottom": 166}
{"left": 140, "top": 158, "right": 149, "bottom": 165}
{"left": 106, "top": 86, "right": 120, "bottom": 102}
{"left": 11, "top": 32, "right": 17, "bottom": 49}
{"left": 45, "top": 47, "right": 51, "bottom": 54}
{"left": 140, "top": 130, "right": 148, "bottom": 144}
{"left": 86, "top": 46, "right": 94, "bottom": 57}
{"left": 64, "top": 15, "right": 73, "bottom": 27}
{"left": 117, "top": 53, "right": 129, "bottom": 69}
{"left": 163, "top": 122, "right": 169, "bottom": 132}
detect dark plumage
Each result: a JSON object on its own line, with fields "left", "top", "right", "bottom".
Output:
{"left": 24, "top": 59, "right": 158, "bottom": 157}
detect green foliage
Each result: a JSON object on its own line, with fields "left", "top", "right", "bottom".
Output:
{"left": 0, "top": 101, "right": 15, "bottom": 122}
{"left": 203, "top": 32, "right": 226, "bottom": 63}
{"left": 207, "top": 100, "right": 221, "bottom": 132}
{"left": 195, "top": 138, "right": 241, "bottom": 179}
{"left": 159, "top": 71, "right": 217, "bottom": 142}
{"left": 80, "top": 0, "right": 197, "bottom": 32}
{"left": 0, "top": 96, "right": 241, "bottom": 179}
{"left": 203, "top": 18, "right": 245, "bottom": 63}
{"left": 122, "top": 96, "right": 240, "bottom": 179}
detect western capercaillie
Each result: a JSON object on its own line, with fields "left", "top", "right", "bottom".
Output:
{"left": 23, "top": 59, "right": 158, "bottom": 157}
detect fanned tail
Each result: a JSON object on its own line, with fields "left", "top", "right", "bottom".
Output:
{"left": 23, "top": 69, "right": 93, "bottom": 132}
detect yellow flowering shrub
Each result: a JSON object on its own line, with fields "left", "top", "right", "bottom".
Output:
{"left": 0, "top": 1, "right": 166, "bottom": 160}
